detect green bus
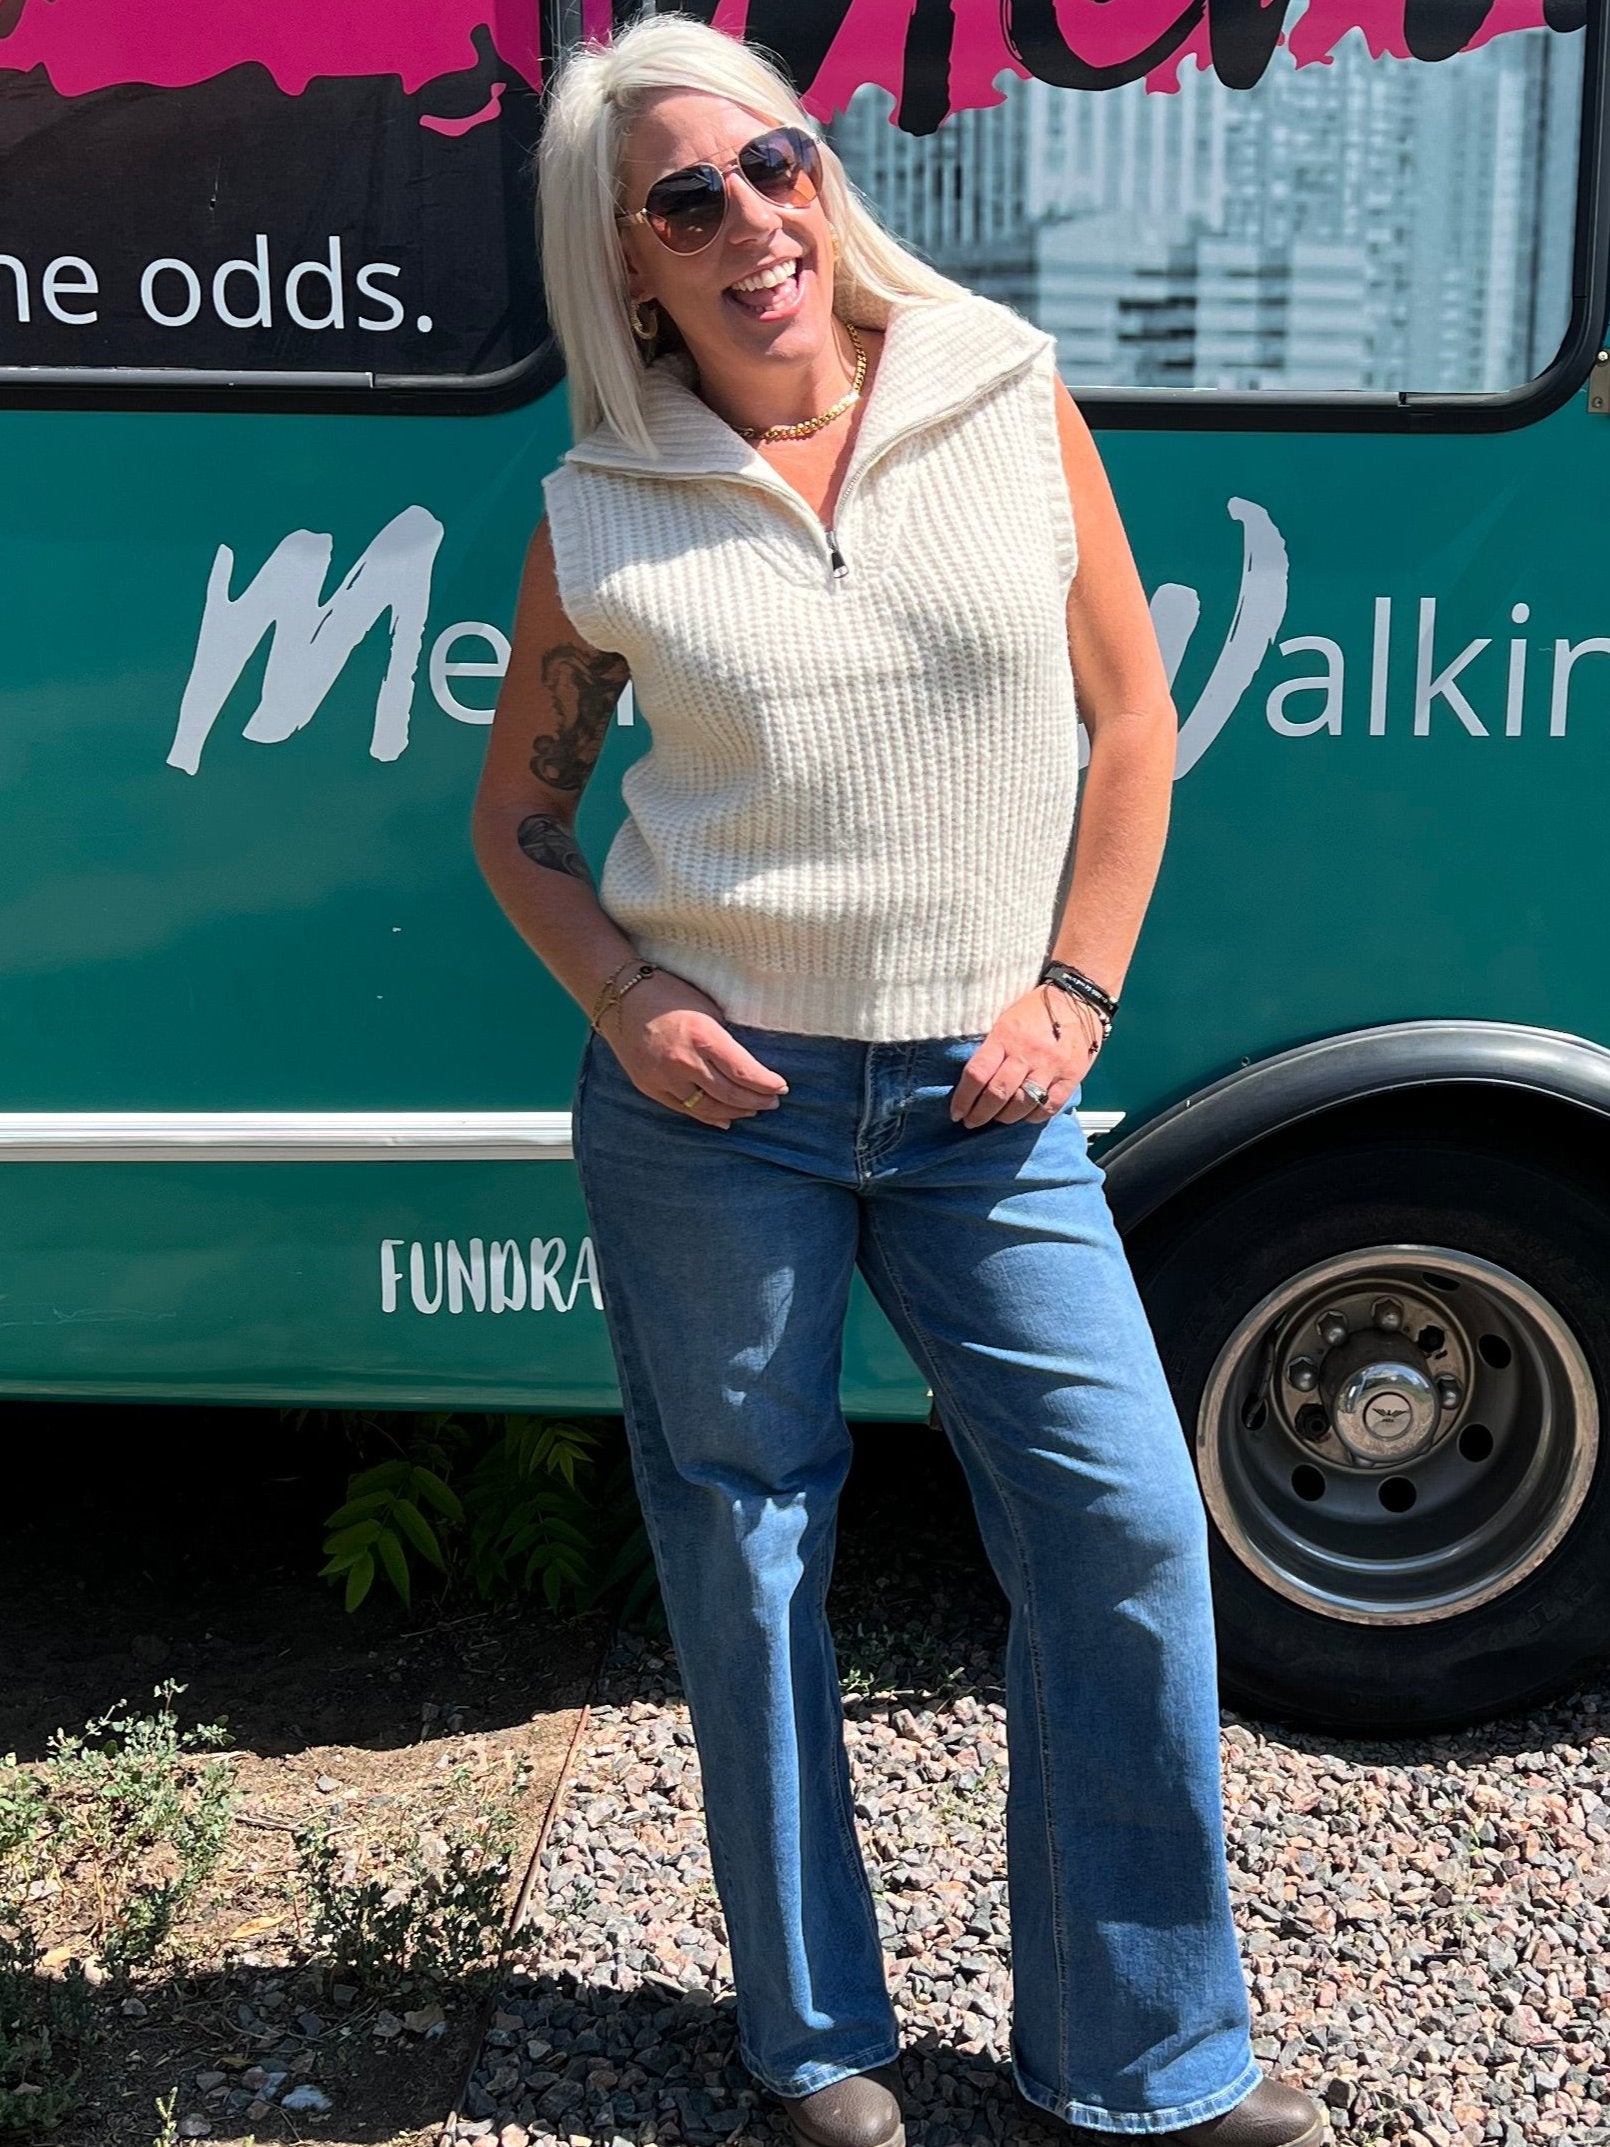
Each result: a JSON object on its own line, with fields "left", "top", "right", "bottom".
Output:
{"left": 2, "top": 0, "right": 1607, "bottom": 1731}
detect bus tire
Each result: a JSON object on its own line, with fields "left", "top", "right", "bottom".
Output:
{"left": 1130, "top": 1134, "right": 1610, "bottom": 1734}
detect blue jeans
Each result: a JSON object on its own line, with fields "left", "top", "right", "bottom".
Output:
{"left": 571, "top": 1022, "right": 1260, "bottom": 2135}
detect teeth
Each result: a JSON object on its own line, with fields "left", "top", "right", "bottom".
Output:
{"left": 730, "top": 261, "right": 799, "bottom": 295}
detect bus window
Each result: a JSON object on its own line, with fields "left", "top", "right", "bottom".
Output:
{"left": 0, "top": 3, "right": 555, "bottom": 407}
{"left": 827, "top": 15, "right": 1598, "bottom": 424}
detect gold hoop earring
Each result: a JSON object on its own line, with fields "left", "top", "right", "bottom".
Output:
{"left": 629, "top": 298, "right": 659, "bottom": 345}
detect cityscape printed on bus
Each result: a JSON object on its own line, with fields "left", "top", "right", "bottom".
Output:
{"left": 828, "top": 24, "right": 1586, "bottom": 397}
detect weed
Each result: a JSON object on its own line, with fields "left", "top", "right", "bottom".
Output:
{"left": 40, "top": 1681, "right": 236, "bottom": 1973}
{"left": 293, "top": 1766, "right": 528, "bottom": 1995}
{"left": 0, "top": 1686, "right": 236, "bottom": 2137}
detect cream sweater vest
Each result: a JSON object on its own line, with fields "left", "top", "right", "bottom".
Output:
{"left": 542, "top": 287, "right": 1081, "bottom": 1041}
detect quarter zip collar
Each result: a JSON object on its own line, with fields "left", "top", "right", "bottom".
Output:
{"left": 561, "top": 287, "right": 1054, "bottom": 491}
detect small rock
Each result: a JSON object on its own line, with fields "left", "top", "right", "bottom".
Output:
{"left": 281, "top": 2083, "right": 334, "bottom": 2114}
{"left": 373, "top": 2010, "right": 404, "bottom": 2039}
{"left": 331, "top": 1983, "right": 358, "bottom": 2008}
{"left": 119, "top": 1997, "right": 148, "bottom": 2019}
{"left": 177, "top": 2120, "right": 210, "bottom": 2140}
{"left": 404, "top": 2002, "right": 448, "bottom": 2038}
{"left": 315, "top": 1774, "right": 341, "bottom": 1793}
{"left": 194, "top": 2071, "right": 225, "bottom": 2092}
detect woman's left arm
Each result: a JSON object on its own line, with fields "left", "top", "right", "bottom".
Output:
{"left": 950, "top": 374, "right": 1178, "bottom": 1128}
{"left": 1043, "top": 372, "right": 1178, "bottom": 1002}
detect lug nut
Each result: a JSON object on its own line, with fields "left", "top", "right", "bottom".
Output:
{"left": 1295, "top": 1403, "right": 1330, "bottom": 1443}
{"left": 1287, "top": 1357, "right": 1318, "bottom": 1393}
{"left": 1373, "top": 1297, "right": 1404, "bottom": 1331}
{"left": 1318, "top": 1310, "right": 1349, "bottom": 1348}
{"left": 1436, "top": 1375, "right": 1462, "bottom": 1410}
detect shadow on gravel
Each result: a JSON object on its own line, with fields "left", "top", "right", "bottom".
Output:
{"left": 457, "top": 1968, "right": 1069, "bottom": 2146}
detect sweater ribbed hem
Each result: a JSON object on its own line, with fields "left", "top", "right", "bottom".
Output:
{"left": 630, "top": 937, "right": 1047, "bottom": 1043}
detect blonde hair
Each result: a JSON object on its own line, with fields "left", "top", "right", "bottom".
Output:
{"left": 534, "top": 8, "right": 969, "bottom": 459}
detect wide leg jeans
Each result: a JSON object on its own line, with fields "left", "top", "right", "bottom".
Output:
{"left": 571, "top": 1021, "right": 1260, "bottom": 2135}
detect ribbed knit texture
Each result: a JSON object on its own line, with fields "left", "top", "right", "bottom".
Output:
{"left": 541, "top": 286, "right": 1080, "bottom": 1041}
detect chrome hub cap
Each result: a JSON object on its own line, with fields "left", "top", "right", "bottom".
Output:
{"left": 1196, "top": 1245, "right": 1598, "bottom": 1625}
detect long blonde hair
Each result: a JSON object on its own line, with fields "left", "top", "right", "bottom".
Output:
{"left": 534, "top": 8, "right": 968, "bottom": 459}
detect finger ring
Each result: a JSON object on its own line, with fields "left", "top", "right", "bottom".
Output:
{"left": 681, "top": 1085, "right": 704, "bottom": 1109}
{"left": 1021, "top": 1079, "right": 1050, "bottom": 1107}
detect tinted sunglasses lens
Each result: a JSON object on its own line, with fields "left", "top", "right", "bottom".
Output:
{"left": 643, "top": 165, "right": 727, "bottom": 252}
{"left": 739, "top": 127, "right": 820, "bottom": 205}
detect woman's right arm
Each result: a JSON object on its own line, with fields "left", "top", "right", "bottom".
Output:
{"left": 470, "top": 518, "right": 789, "bottom": 1125}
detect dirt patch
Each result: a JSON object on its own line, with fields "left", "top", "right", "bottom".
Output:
{"left": 0, "top": 1403, "right": 609, "bottom": 2147}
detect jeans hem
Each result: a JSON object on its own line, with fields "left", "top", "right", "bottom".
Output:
{"left": 1011, "top": 2051, "right": 1264, "bottom": 2134}
{"left": 740, "top": 2037, "right": 904, "bottom": 2101}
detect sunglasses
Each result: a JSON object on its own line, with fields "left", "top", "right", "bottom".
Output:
{"left": 616, "top": 125, "right": 823, "bottom": 256}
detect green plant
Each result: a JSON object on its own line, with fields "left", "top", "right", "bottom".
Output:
{"left": 0, "top": 1763, "right": 46, "bottom": 1888}
{"left": 319, "top": 1451, "right": 464, "bottom": 1611}
{"left": 41, "top": 1682, "right": 235, "bottom": 1974}
{"left": 294, "top": 1778, "right": 524, "bottom": 1993}
{"left": 0, "top": 1688, "right": 237, "bottom": 2137}
{"left": 462, "top": 1414, "right": 601, "bottom": 1606}
{"left": 0, "top": 1923, "right": 95, "bottom": 2138}
{"left": 314, "top": 1411, "right": 665, "bottom": 1628}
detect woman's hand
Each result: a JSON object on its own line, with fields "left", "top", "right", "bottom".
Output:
{"left": 950, "top": 984, "right": 1104, "bottom": 1129}
{"left": 599, "top": 969, "right": 789, "bottom": 1127}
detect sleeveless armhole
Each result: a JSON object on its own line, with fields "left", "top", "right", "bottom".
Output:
{"left": 541, "top": 463, "right": 626, "bottom": 656}
{"left": 1030, "top": 342, "right": 1080, "bottom": 598}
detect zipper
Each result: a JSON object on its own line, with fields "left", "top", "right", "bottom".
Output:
{"left": 567, "top": 350, "right": 1036, "bottom": 587}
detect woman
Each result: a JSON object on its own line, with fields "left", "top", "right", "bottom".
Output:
{"left": 473, "top": 14, "right": 1328, "bottom": 2145}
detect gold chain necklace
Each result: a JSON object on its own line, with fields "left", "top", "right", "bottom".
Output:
{"left": 733, "top": 321, "right": 866, "bottom": 443}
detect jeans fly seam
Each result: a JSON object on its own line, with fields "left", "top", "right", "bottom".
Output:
{"left": 856, "top": 1206, "right": 1075, "bottom": 2099}
{"left": 853, "top": 1041, "right": 876, "bottom": 1185}
{"left": 854, "top": 1042, "right": 918, "bottom": 1183}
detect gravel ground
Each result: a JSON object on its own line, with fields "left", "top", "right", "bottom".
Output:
{"left": 449, "top": 1465, "right": 1610, "bottom": 2147}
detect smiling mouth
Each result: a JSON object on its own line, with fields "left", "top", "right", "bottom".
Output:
{"left": 724, "top": 258, "right": 804, "bottom": 315}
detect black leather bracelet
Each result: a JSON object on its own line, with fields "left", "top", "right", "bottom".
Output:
{"left": 1040, "top": 960, "right": 1119, "bottom": 1022}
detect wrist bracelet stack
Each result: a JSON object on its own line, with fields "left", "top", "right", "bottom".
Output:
{"left": 590, "top": 957, "right": 660, "bottom": 1031}
{"left": 1038, "top": 959, "right": 1119, "bottom": 1044}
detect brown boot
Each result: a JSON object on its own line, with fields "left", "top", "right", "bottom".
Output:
{"left": 779, "top": 2062, "right": 906, "bottom": 2147}
{"left": 1021, "top": 2074, "right": 1331, "bottom": 2145}
{"left": 1152, "top": 2077, "right": 1330, "bottom": 2144}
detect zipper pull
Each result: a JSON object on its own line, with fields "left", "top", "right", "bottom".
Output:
{"left": 824, "top": 525, "right": 849, "bottom": 579}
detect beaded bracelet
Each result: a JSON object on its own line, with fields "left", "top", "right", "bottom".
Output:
{"left": 590, "top": 958, "right": 659, "bottom": 1032}
{"left": 588, "top": 957, "right": 639, "bottom": 1029}
{"left": 1047, "top": 982, "right": 1113, "bottom": 1041}
{"left": 1041, "top": 982, "right": 1111, "bottom": 1050}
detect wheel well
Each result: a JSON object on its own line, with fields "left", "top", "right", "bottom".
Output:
{"left": 1121, "top": 1079, "right": 1610, "bottom": 1266}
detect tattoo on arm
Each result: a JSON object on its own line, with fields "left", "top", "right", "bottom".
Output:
{"left": 516, "top": 813, "right": 594, "bottom": 883}
{"left": 530, "top": 644, "right": 630, "bottom": 791}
